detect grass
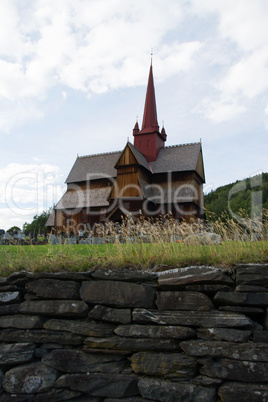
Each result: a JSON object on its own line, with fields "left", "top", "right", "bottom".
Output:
{"left": 0, "top": 211, "right": 268, "bottom": 277}
{"left": 0, "top": 240, "right": 267, "bottom": 278}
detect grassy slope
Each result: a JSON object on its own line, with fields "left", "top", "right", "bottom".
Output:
{"left": 1, "top": 241, "right": 268, "bottom": 277}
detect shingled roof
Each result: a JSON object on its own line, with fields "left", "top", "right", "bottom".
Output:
{"left": 66, "top": 151, "right": 121, "bottom": 184}
{"left": 150, "top": 143, "right": 202, "bottom": 174}
{"left": 55, "top": 187, "right": 111, "bottom": 209}
{"left": 66, "top": 142, "right": 203, "bottom": 184}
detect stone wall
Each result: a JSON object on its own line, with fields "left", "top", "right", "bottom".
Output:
{"left": 0, "top": 264, "right": 268, "bottom": 402}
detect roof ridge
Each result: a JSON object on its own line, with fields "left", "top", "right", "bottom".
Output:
{"left": 78, "top": 150, "right": 122, "bottom": 159}
{"left": 165, "top": 142, "right": 200, "bottom": 149}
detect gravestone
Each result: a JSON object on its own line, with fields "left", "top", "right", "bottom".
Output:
{"left": 79, "top": 238, "right": 92, "bottom": 245}
{"left": 65, "top": 237, "right": 77, "bottom": 245}
{"left": 50, "top": 235, "right": 61, "bottom": 245}
{"left": 92, "top": 237, "right": 106, "bottom": 245}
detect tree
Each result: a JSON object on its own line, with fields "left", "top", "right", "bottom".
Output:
{"left": 23, "top": 209, "right": 51, "bottom": 235}
{"left": 7, "top": 226, "right": 21, "bottom": 234}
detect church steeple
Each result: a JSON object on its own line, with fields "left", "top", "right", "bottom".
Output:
{"left": 141, "top": 63, "right": 159, "bottom": 132}
{"left": 133, "top": 62, "right": 166, "bottom": 162}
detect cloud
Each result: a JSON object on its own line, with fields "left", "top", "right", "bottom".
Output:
{"left": 0, "top": 163, "right": 64, "bottom": 229}
{"left": 0, "top": 1, "right": 198, "bottom": 100}
{"left": 0, "top": 100, "right": 43, "bottom": 132}
{"left": 194, "top": 96, "right": 246, "bottom": 123}
{"left": 190, "top": 0, "right": 268, "bottom": 122}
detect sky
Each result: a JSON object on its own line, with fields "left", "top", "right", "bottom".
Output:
{"left": 0, "top": 0, "right": 268, "bottom": 231}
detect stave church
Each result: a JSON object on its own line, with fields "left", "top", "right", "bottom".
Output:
{"left": 46, "top": 62, "right": 205, "bottom": 234}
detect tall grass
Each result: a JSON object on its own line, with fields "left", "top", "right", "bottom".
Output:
{"left": 0, "top": 211, "right": 267, "bottom": 276}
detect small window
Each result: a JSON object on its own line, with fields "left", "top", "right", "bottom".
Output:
{"left": 82, "top": 209, "right": 89, "bottom": 223}
{"left": 100, "top": 208, "right": 106, "bottom": 222}
{"left": 123, "top": 201, "right": 130, "bottom": 210}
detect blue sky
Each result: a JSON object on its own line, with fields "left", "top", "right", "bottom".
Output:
{"left": 0, "top": 0, "right": 268, "bottom": 230}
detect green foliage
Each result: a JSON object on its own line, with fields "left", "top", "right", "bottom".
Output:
{"left": 205, "top": 173, "right": 268, "bottom": 220}
{"left": 23, "top": 210, "right": 51, "bottom": 235}
{"left": 6, "top": 226, "right": 21, "bottom": 234}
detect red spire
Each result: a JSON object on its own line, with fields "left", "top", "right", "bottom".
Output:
{"left": 141, "top": 64, "right": 159, "bottom": 132}
{"left": 133, "top": 121, "right": 140, "bottom": 135}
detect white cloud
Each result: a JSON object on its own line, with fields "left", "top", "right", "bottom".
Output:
{"left": 0, "top": 100, "right": 43, "bottom": 132}
{"left": 0, "top": 0, "right": 197, "bottom": 102}
{"left": 195, "top": 96, "right": 246, "bottom": 123}
{"left": 0, "top": 163, "right": 64, "bottom": 230}
{"left": 190, "top": 0, "right": 268, "bottom": 122}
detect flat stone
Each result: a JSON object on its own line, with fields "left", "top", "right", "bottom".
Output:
{"left": 130, "top": 352, "right": 196, "bottom": 378}
{"left": 236, "top": 285, "right": 268, "bottom": 292}
{"left": 218, "top": 381, "right": 268, "bottom": 401}
{"left": 180, "top": 340, "right": 268, "bottom": 361}
{"left": 84, "top": 336, "right": 180, "bottom": 351}
{"left": 19, "top": 300, "right": 88, "bottom": 317}
{"left": 158, "top": 266, "right": 233, "bottom": 288}
{"left": 55, "top": 373, "right": 139, "bottom": 398}
{"left": 43, "top": 319, "right": 115, "bottom": 337}
{"left": 0, "top": 291, "right": 21, "bottom": 304}
{"left": 193, "top": 376, "right": 223, "bottom": 386}
{"left": 253, "top": 331, "right": 268, "bottom": 343}
{"left": 0, "top": 329, "right": 84, "bottom": 345}
{"left": 35, "top": 272, "right": 93, "bottom": 280}
{"left": 138, "top": 377, "right": 216, "bottom": 402}
{"left": 156, "top": 291, "right": 214, "bottom": 311}
{"left": 200, "top": 358, "right": 268, "bottom": 382}
{"left": 0, "top": 393, "right": 34, "bottom": 402}
{"left": 92, "top": 270, "right": 158, "bottom": 283}
{"left": 214, "top": 290, "right": 268, "bottom": 306}
{"left": 236, "top": 264, "right": 268, "bottom": 287}
{"left": 80, "top": 280, "right": 155, "bottom": 308}
{"left": 42, "top": 349, "right": 127, "bottom": 374}
{"left": 0, "top": 285, "right": 21, "bottom": 292}
{"left": 185, "top": 284, "right": 233, "bottom": 292}
{"left": 218, "top": 306, "right": 264, "bottom": 314}
{"left": 6, "top": 271, "right": 34, "bottom": 284}
{"left": 25, "top": 279, "right": 81, "bottom": 299}
{"left": 132, "top": 308, "right": 256, "bottom": 328}
{"left": 0, "top": 303, "right": 20, "bottom": 315}
{"left": 88, "top": 305, "right": 132, "bottom": 324}
{"left": 197, "top": 328, "right": 251, "bottom": 342}
{"left": 0, "top": 343, "right": 35, "bottom": 365}
{"left": 114, "top": 324, "right": 196, "bottom": 340}
{"left": 33, "top": 388, "right": 82, "bottom": 402}
{"left": 0, "top": 314, "right": 45, "bottom": 329}
{"left": 3, "top": 362, "right": 58, "bottom": 394}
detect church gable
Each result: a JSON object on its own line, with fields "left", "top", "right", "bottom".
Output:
{"left": 196, "top": 149, "right": 205, "bottom": 183}
{"left": 110, "top": 143, "right": 144, "bottom": 199}
{"left": 115, "top": 143, "right": 139, "bottom": 168}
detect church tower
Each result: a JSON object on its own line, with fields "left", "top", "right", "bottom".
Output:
{"left": 133, "top": 62, "right": 166, "bottom": 161}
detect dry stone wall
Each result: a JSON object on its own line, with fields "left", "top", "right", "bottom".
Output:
{"left": 0, "top": 264, "right": 268, "bottom": 401}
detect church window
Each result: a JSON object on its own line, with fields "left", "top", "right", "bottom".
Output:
{"left": 100, "top": 208, "right": 106, "bottom": 222}
{"left": 82, "top": 209, "right": 89, "bottom": 223}
{"left": 123, "top": 201, "right": 130, "bottom": 210}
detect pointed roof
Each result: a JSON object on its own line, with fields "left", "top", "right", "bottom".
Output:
{"left": 141, "top": 63, "right": 159, "bottom": 133}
